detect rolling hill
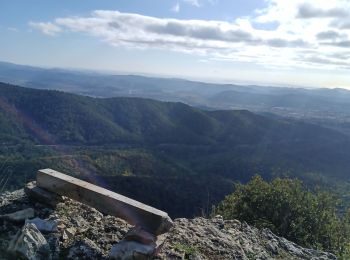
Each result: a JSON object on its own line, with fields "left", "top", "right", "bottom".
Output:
{"left": 0, "top": 82, "right": 350, "bottom": 217}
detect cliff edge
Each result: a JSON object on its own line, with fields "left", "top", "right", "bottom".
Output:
{"left": 0, "top": 188, "right": 337, "bottom": 260}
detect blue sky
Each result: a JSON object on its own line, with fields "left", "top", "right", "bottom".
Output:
{"left": 1, "top": 0, "right": 350, "bottom": 88}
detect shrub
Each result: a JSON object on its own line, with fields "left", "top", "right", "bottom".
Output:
{"left": 215, "top": 175, "right": 350, "bottom": 257}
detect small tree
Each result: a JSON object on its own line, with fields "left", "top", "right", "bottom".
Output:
{"left": 215, "top": 175, "right": 350, "bottom": 257}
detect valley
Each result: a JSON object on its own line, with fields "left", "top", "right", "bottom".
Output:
{"left": 0, "top": 81, "right": 350, "bottom": 218}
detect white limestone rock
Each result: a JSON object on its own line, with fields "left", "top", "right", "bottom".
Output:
{"left": 26, "top": 218, "right": 58, "bottom": 233}
{"left": 7, "top": 223, "right": 50, "bottom": 260}
{"left": 109, "top": 240, "right": 155, "bottom": 260}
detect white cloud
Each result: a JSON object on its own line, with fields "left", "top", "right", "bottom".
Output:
{"left": 183, "top": 0, "right": 200, "bottom": 7}
{"left": 181, "top": 0, "right": 217, "bottom": 7}
{"left": 29, "top": 21, "right": 62, "bottom": 36}
{"left": 171, "top": 2, "right": 180, "bottom": 13}
{"left": 29, "top": 0, "right": 350, "bottom": 71}
{"left": 7, "top": 27, "right": 19, "bottom": 32}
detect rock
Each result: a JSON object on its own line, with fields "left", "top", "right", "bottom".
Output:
{"left": 1, "top": 208, "right": 35, "bottom": 223}
{"left": 62, "top": 231, "right": 69, "bottom": 241}
{"left": 261, "top": 229, "right": 337, "bottom": 260}
{"left": 109, "top": 240, "right": 156, "bottom": 260}
{"left": 67, "top": 238, "right": 103, "bottom": 259}
{"left": 124, "top": 226, "right": 156, "bottom": 245}
{"left": 0, "top": 190, "right": 26, "bottom": 207}
{"left": 25, "top": 181, "right": 63, "bottom": 208}
{"left": 155, "top": 233, "right": 168, "bottom": 252}
{"left": 7, "top": 223, "right": 51, "bottom": 260}
{"left": 57, "top": 223, "right": 66, "bottom": 231}
{"left": 71, "top": 215, "right": 88, "bottom": 228}
{"left": 155, "top": 215, "right": 174, "bottom": 236}
{"left": 26, "top": 218, "right": 58, "bottom": 233}
{"left": 157, "top": 217, "right": 337, "bottom": 260}
{"left": 62, "top": 227, "right": 77, "bottom": 241}
{"left": 0, "top": 188, "right": 338, "bottom": 260}
{"left": 46, "top": 234, "right": 60, "bottom": 259}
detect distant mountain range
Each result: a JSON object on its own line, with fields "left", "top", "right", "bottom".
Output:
{"left": 1, "top": 61, "right": 350, "bottom": 121}
{"left": 0, "top": 81, "right": 348, "bottom": 152}
{"left": 1, "top": 82, "right": 350, "bottom": 216}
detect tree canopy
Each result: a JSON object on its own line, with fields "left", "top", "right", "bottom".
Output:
{"left": 216, "top": 175, "right": 350, "bottom": 258}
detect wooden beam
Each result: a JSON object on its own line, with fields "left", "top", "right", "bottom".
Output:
{"left": 36, "top": 169, "right": 173, "bottom": 235}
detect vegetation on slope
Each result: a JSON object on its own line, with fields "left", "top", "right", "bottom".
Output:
{"left": 216, "top": 175, "right": 350, "bottom": 258}
{"left": 0, "top": 82, "right": 350, "bottom": 218}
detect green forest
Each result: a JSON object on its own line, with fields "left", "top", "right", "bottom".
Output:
{"left": 0, "top": 82, "right": 349, "bottom": 219}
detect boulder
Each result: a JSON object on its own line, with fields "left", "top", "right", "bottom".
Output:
{"left": 67, "top": 238, "right": 103, "bottom": 259}
{"left": 26, "top": 218, "right": 58, "bottom": 233}
{"left": 109, "top": 240, "right": 156, "bottom": 260}
{"left": 7, "top": 223, "right": 51, "bottom": 260}
{"left": 62, "top": 227, "right": 77, "bottom": 241}
{"left": 1, "top": 208, "right": 35, "bottom": 223}
{"left": 0, "top": 190, "right": 26, "bottom": 207}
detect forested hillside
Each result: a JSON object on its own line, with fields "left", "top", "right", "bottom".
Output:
{"left": 0, "top": 82, "right": 349, "bottom": 217}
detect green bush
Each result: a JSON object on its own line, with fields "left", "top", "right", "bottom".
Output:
{"left": 215, "top": 175, "right": 350, "bottom": 258}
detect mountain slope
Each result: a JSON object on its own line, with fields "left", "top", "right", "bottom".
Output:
{"left": 1, "top": 82, "right": 347, "bottom": 147}
{"left": 0, "top": 82, "right": 350, "bottom": 179}
{"left": 1, "top": 82, "right": 350, "bottom": 217}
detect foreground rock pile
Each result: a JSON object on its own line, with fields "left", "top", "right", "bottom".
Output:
{"left": 0, "top": 188, "right": 337, "bottom": 260}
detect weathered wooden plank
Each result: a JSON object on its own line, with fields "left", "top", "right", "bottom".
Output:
{"left": 36, "top": 169, "right": 173, "bottom": 235}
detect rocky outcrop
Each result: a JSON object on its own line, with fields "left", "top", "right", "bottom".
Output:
{"left": 0, "top": 189, "right": 337, "bottom": 260}
{"left": 158, "top": 217, "right": 337, "bottom": 260}
{"left": 7, "top": 223, "right": 51, "bottom": 260}
{"left": 0, "top": 208, "right": 35, "bottom": 223}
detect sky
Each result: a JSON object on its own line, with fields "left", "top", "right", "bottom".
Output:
{"left": 1, "top": 0, "right": 350, "bottom": 88}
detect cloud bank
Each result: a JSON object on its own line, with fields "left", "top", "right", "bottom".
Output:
{"left": 29, "top": 0, "right": 350, "bottom": 70}
{"left": 29, "top": 21, "right": 61, "bottom": 36}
